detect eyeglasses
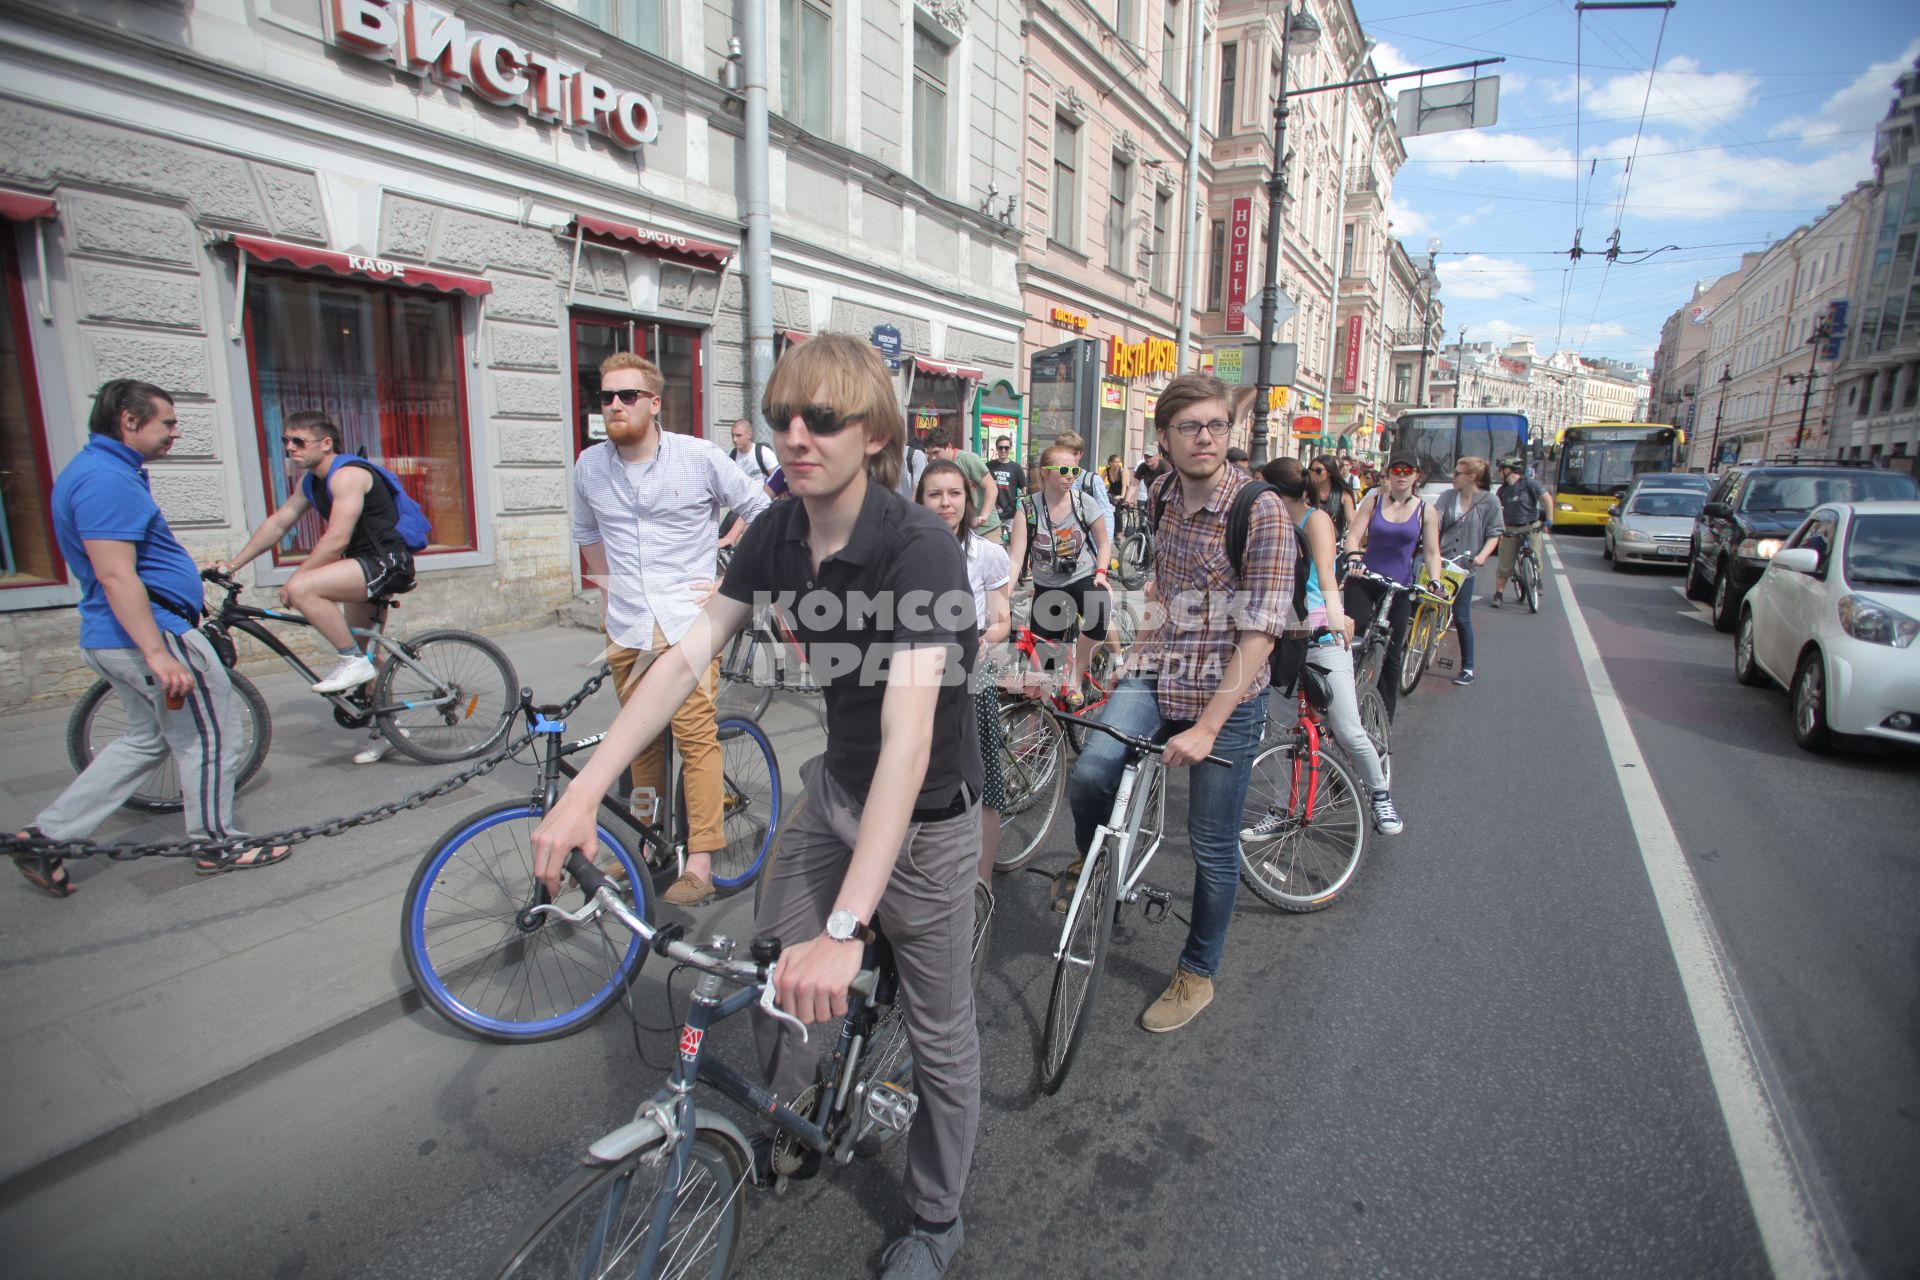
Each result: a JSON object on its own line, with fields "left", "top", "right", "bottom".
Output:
{"left": 597, "top": 388, "right": 658, "bottom": 406}
{"left": 284, "top": 436, "right": 315, "bottom": 449}
{"left": 767, "top": 404, "right": 866, "bottom": 437}
{"left": 1309, "top": 466, "right": 1327, "bottom": 475}
{"left": 1042, "top": 464, "right": 1084, "bottom": 477}
{"left": 1170, "top": 419, "right": 1231, "bottom": 439}
{"left": 1387, "top": 465, "right": 1418, "bottom": 476}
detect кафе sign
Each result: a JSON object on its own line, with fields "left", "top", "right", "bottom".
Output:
{"left": 327, "top": 0, "right": 660, "bottom": 148}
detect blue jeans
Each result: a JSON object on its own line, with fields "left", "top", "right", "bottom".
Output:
{"left": 1454, "top": 574, "right": 1477, "bottom": 670}
{"left": 1067, "top": 677, "right": 1267, "bottom": 979}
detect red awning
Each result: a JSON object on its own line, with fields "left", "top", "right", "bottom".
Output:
{"left": 571, "top": 215, "right": 734, "bottom": 265}
{"left": 783, "top": 330, "right": 811, "bottom": 345}
{"left": 228, "top": 234, "right": 492, "bottom": 298}
{"left": 0, "top": 190, "right": 58, "bottom": 222}
{"left": 914, "top": 356, "right": 984, "bottom": 380}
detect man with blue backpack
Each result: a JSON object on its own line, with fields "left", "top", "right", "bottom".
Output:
{"left": 217, "top": 409, "right": 430, "bottom": 699}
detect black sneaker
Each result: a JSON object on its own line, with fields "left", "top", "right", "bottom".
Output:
{"left": 1452, "top": 668, "right": 1475, "bottom": 686}
{"left": 1489, "top": 594, "right": 1502, "bottom": 609}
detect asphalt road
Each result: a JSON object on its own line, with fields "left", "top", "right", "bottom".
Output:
{"left": 3, "top": 540, "right": 1914, "bottom": 1279}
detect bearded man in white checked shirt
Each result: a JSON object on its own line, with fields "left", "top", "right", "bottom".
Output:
{"left": 573, "top": 352, "right": 771, "bottom": 904}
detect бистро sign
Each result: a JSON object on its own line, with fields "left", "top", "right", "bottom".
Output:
{"left": 328, "top": 1, "right": 659, "bottom": 149}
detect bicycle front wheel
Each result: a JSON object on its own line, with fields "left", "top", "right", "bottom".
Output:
{"left": 401, "top": 802, "right": 652, "bottom": 1043}
{"left": 1522, "top": 558, "right": 1542, "bottom": 613}
{"left": 1238, "top": 741, "right": 1367, "bottom": 912}
{"left": 67, "top": 670, "right": 272, "bottom": 814}
{"left": 374, "top": 630, "right": 517, "bottom": 764}
{"left": 682, "top": 717, "right": 782, "bottom": 891}
{"left": 1115, "top": 531, "right": 1151, "bottom": 590}
{"left": 487, "top": 1130, "right": 747, "bottom": 1279}
{"left": 1039, "top": 840, "right": 1114, "bottom": 1094}
{"left": 1399, "top": 606, "right": 1437, "bottom": 697}
{"left": 994, "top": 700, "right": 1066, "bottom": 873}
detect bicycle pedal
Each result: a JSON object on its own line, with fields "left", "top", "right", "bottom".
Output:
{"left": 1136, "top": 885, "right": 1172, "bottom": 924}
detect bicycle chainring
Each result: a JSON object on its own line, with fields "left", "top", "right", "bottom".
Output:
{"left": 771, "top": 1083, "right": 822, "bottom": 1176}
{"left": 332, "top": 703, "right": 373, "bottom": 729}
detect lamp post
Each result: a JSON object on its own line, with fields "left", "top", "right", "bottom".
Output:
{"left": 1785, "top": 316, "right": 1832, "bottom": 458}
{"left": 1414, "top": 239, "right": 1442, "bottom": 407}
{"left": 1707, "top": 363, "right": 1732, "bottom": 469}
{"left": 1248, "top": 1, "right": 1322, "bottom": 468}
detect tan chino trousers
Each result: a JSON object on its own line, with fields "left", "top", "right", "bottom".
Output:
{"left": 606, "top": 622, "right": 726, "bottom": 855}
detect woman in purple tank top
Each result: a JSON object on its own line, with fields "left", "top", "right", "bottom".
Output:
{"left": 1341, "top": 452, "right": 1443, "bottom": 718}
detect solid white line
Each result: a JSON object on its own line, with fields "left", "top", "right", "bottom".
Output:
{"left": 1542, "top": 539, "right": 1840, "bottom": 1280}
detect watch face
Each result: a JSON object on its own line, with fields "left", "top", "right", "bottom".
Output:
{"left": 827, "top": 909, "right": 855, "bottom": 940}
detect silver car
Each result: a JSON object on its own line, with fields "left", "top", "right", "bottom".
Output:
{"left": 1605, "top": 487, "right": 1704, "bottom": 569}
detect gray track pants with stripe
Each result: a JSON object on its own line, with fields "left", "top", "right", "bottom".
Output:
{"left": 36, "top": 630, "right": 248, "bottom": 841}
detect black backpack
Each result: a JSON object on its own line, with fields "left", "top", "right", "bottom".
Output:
{"left": 1149, "top": 475, "right": 1312, "bottom": 692}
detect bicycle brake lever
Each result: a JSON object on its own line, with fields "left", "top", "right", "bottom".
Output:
{"left": 757, "top": 963, "right": 809, "bottom": 1044}
{"left": 526, "top": 892, "right": 605, "bottom": 926}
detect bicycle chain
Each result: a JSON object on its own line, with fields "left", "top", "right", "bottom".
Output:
{"left": 3, "top": 664, "right": 614, "bottom": 865}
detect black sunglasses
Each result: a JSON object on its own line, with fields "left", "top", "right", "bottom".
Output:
{"left": 767, "top": 404, "right": 866, "bottom": 437}
{"left": 597, "top": 388, "right": 656, "bottom": 406}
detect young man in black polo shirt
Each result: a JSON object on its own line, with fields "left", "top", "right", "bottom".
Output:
{"left": 532, "top": 334, "right": 981, "bottom": 1278}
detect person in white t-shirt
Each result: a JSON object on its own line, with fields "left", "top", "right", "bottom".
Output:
{"left": 916, "top": 459, "right": 1011, "bottom": 895}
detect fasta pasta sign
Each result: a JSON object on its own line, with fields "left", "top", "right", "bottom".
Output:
{"left": 327, "top": 0, "right": 659, "bottom": 149}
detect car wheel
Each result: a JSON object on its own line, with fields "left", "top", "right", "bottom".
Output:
{"left": 1791, "top": 650, "right": 1834, "bottom": 752}
{"left": 1684, "top": 546, "right": 1713, "bottom": 601}
{"left": 1710, "top": 564, "right": 1739, "bottom": 633}
{"left": 1733, "top": 609, "right": 1769, "bottom": 687}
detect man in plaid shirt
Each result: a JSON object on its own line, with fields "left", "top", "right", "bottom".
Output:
{"left": 1061, "top": 373, "right": 1296, "bottom": 1034}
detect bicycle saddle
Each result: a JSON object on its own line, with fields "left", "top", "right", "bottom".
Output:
{"left": 1298, "top": 664, "right": 1334, "bottom": 713}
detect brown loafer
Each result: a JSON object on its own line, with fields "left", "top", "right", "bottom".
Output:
{"left": 661, "top": 872, "right": 715, "bottom": 907}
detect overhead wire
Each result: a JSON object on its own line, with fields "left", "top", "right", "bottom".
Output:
{"left": 1575, "top": 0, "right": 1670, "bottom": 349}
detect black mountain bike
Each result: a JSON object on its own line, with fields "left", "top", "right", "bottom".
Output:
{"left": 67, "top": 568, "right": 516, "bottom": 812}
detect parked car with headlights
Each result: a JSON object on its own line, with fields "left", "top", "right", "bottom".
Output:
{"left": 1685, "top": 462, "right": 1918, "bottom": 633}
{"left": 1733, "top": 501, "right": 1920, "bottom": 752}
{"left": 1605, "top": 488, "right": 1704, "bottom": 569}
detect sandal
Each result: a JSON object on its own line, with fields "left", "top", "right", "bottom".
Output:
{"left": 13, "top": 829, "right": 76, "bottom": 899}
{"left": 195, "top": 844, "right": 293, "bottom": 876}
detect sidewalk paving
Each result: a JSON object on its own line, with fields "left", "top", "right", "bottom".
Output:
{"left": 0, "top": 620, "right": 822, "bottom": 1185}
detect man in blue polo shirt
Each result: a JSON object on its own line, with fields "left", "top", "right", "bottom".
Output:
{"left": 12, "top": 379, "right": 288, "bottom": 898}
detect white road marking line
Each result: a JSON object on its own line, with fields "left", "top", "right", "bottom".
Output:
{"left": 1542, "top": 539, "right": 1843, "bottom": 1280}
{"left": 1679, "top": 611, "right": 1715, "bottom": 625}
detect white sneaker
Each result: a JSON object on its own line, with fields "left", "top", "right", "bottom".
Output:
{"left": 313, "top": 653, "right": 378, "bottom": 693}
{"left": 353, "top": 741, "right": 391, "bottom": 765}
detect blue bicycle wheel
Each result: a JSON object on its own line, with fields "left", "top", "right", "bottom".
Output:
{"left": 401, "top": 802, "right": 652, "bottom": 1043}
{"left": 703, "top": 717, "right": 782, "bottom": 891}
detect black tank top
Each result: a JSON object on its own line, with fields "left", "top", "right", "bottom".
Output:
{"left": 310, "top": 460, "right": 406, "bottom": 560}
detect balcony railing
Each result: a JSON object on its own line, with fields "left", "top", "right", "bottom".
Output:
{"left": 1389, "top": 326, "right": 1434, "bottom": 347}
{"left": 1346, "top": 166, "right": 1380, "bottom": 194}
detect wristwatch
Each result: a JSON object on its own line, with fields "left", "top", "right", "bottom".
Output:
{"left": 825, "top": 908, "right": 876, "bottom": 945}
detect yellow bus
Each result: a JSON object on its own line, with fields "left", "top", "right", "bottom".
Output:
{"left": 1552, "top": 422, "right": 1687, "bottom": 528}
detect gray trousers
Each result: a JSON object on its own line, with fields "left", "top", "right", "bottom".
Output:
{"left": 1304, "top": 642, "right": 1388, "bottom": 794}
{"left": 752, "top": 756, "right": 981, "bottom": 1222}
{"left": 37, "top": 630, "right": 246, "bottom": 841}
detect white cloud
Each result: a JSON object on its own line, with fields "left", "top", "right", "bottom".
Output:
{"left": 1583, "top": 56, "right": 1760, "bottom": 134}
{"left": 1401, "top": 129, "right": 1574, "bottom": 180}
{"left": 1594, "top": 131, "right": 1874, "bottom": 222}
{"left": 1370, "top": 41, "right": 1419, "bottom": 79}
{"left": 1438, "top": 255, "right": 1536, "bottom": 301}
{"left": 1771, "top": 37, "right": 1920, "bottom": 143}
{"left": 1385, "top": 197, "right": 1429, "bottom": 240}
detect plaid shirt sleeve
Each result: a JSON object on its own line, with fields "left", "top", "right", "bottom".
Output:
{"left": 1235, "top": 492, "right": 1297, "bottom": 637}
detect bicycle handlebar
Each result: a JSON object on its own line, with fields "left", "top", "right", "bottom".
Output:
{"left": 553, "top": 850, "right": 878, "bottom": 1022}
{"left": 1050, "top": 710, "right": 1230, "bottom": 768}
{"left": 1343, "top": 561, "right": 1451, "bottom": 603}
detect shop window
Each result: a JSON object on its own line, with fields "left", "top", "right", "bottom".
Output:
{"left": 245, "top": 272, "right": 475, "bottom": 561}
{"left": 781, "top": 0, "right": 831, "bottom": 136}
{"left": 911, "top": 25, "right": 949, "bottom": 196}
{"left": 907, "top": 373, "right": 970, "bottom": 446}
{"left": 0, "top": 237, "right": 61, "bottom": 592}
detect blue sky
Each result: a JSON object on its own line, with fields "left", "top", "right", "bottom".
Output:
{"left": 1359, "top": 0, "right": 1920, "bottom": 366}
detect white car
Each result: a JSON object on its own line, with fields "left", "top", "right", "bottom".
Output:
{"left": 1734, "top": 500, "right": 1920, "bottom": 752}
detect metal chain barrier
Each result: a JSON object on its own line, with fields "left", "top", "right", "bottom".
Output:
{"left": 3, "top": 664, "right": 613, "bottom": 866}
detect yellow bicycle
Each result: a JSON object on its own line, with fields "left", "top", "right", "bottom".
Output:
{"left": 1397, "top": 555, "right": 1471, "bottom": 697}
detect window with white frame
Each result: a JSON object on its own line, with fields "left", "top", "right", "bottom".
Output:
{"left": 780, "top": 0, "right": 831, "bottom": 136}
{"left": 1217, "top": 42, "right": 1237, "bottom": 136}
{"left": 1115, "top": 0, "right": 1135, "bottom": 41}
{"left": 1207, "top": 217, "right": 1226, "bottom": 310}
{"left": 1107, "top": 154, "right": 1134, "bottom": 273}
{"left": 571, "top": 0, "right": 661, "bottom": 55}
{"left": 1162, "top": 0, "right": 1185, "bottom": 99}
{"left": 911, "top": 25, "right": 949, "bottom": 195}
{"left": 1052, "top": 113, "right": 1080, "bottom": 246}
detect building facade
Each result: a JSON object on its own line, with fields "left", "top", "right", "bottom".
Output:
{"left": 0, "top": 0, "right": 1026, "bottom": 707}
{"left": 1650, "top": 266, "right": 1746, "bottom": 463}
{"left": 1832, "top": 57, "right": 1920, "bottom": 468}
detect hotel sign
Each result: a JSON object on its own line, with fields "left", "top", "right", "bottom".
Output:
{"left": 1226, "top": 197, "right": 1252, "bottom": 333}
{"left": 327, "top": 1, "right": 660, "bottom": 148}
